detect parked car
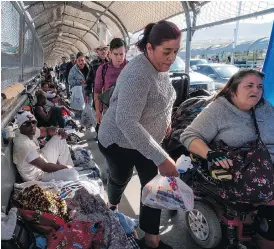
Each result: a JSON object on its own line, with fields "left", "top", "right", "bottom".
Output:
{"left": 170, "top": 57, "right": 215, "bottom": 93}
{"left": 190, "top": 59, "right": 208, "bottom": 68}
{"left": 193, "top": 63, "right": 239, "bottom": 89}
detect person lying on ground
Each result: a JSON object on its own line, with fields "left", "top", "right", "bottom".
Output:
{"left": 13, "top": 111, "right": 79, "bottom": 182}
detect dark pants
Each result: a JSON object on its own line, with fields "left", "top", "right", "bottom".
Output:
{"left": 98, "top": 142, "right": 161, "bottom": 235}
{"left": 49, "top": 107, "right": 65, "bottom": 128}
{"left": 65, "top": 81, "right": 70, "bottom": 98}
{"left": 60, "top": 73, "right": 65, "bottom": 82}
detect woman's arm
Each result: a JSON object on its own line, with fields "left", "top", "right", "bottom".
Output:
{"left": 35, "top": 106, "right": 50, "bottom": 122}
{"left": 188, "top": 138, "right": 212, "bottom": 159}
{"left": 180, "top": 105, "right": 219, "bottom": 150}
{"left": 94, "top": 65, "right": 104, "bottom": 122}
{"left": 181, "top": 105, "right": 233, "bottom": 168}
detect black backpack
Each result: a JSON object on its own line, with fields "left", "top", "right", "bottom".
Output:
{"left": 2, "top": 216, "right": 37, "bottom": 249}
{"left": 98, "top": 63, "right": 116, "bottom": 107}
{"left": 163, "top": 94, "right": 215, "bottom": 160}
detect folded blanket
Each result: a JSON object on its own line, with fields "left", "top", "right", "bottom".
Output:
{"left": 66, "top": 188, "right": 131, "bottom": 249}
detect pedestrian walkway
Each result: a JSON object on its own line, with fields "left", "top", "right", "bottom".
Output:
{"left": 80, "top": 127, "right": 203, "bottom": 249}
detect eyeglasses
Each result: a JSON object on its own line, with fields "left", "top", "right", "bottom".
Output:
{"left": 21, "top": 120, "right": 37, "bottom": 127}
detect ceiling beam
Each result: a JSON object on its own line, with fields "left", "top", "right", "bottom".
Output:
{"left": 36, "top": 22, "right": 99, "bottom": 41}
{"left": 39, "top": 33, "right": 93, "bottom": 53}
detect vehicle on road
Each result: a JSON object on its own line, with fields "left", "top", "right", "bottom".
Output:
{"left": 170, "top": 57, "right": 215, "bottom": 93}
{"left": 193, "top": 63, "right": 239, "bottom": 89}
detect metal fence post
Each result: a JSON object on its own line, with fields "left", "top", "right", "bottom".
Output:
{"left": 181, "top": 1, "right": 192, "bottom": 74}
{"left": 19, "top": 13, "right": 25, "bottom": 82}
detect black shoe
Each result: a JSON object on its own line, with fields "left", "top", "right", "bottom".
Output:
{"left": 137, "top": 238, "right": 173, "bottom": 249}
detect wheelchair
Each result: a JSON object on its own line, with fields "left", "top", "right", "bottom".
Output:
{"left": 176, "top": 150, "right": 260, "bottom": 249}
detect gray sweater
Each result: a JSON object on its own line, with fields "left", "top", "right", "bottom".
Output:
{"left": 181, "top": 96, "right": 274, "bottom": 163}
{"left": 98, "top": 54, "right": 176, "bottom": 166}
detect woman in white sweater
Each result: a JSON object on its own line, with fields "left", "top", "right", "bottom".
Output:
{"left": 98, "top": 21, "right": 181, "bottom": 249}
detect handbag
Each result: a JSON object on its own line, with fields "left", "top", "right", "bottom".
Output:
{"left": 2, "top": 217, "right": 37, "bottom": 249}
{"left": 213, "top": 109, "right": 274, "bottom": 203}
{"left": 99, "top": 83, "right": 116, "bottom": 107}
{"left": 98, "top": 63, "right": 116, "bottom": 107}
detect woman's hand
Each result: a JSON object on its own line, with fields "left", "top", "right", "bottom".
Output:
{"left": 96, "top": 111, "right": 102, "bottom": 124}
{"left": 158, "top": 157, "right": 179, "bottom": 177}
{"left": 206, "top": 150, "right": 233, "bottom": 169}
{"left": 165, "top": 124, "right": 172, "bottom": 138}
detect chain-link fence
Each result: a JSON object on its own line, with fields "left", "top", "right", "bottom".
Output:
{"left": 1, "top": 1, "right": 43, "bottom": 89}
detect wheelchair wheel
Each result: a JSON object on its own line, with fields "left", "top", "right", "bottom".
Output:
{"left": 185, "top": 201, "right": 222, "bottom": 248}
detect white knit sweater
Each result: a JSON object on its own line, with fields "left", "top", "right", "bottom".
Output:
{"left": 98, "top": 54, "right": 176, "bottom": 166}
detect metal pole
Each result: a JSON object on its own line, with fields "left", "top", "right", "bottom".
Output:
{"left": 231, "top": 1, "right": 242, "bottom": 64}
{"left": 1, "top": 83, "right": 39, "bottom": 130}
{"left": 19, "top": 13, "right": 25, "bottom": 82}
{"left": 181, "top": 1, "right": 192, "bottom": 74}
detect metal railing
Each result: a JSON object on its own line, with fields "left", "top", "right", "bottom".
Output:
{"left": 1, "top": 78, "right": 40, "bottom": 129}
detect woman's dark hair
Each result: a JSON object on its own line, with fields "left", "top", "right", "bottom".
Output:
{"left": 35, "top": 91, "right": 46, "bottom": 102}
{"left": 215, "top": 69, "right": 265, "bottom": 105}
{"left": 76, "top": 52, "right": 84, "bottom": 59}
{"left": 136, "top": 20, "right": 181, "bottom": 52}
{"left": 41, "top": 82, "right": 48, "bottom": 88}
{"left": 109, "top": 38, "right": 126, "bottom": 51}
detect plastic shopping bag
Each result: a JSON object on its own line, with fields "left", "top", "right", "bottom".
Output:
{"left": 70, "top": 86, "right": 85, "bottom": 111}
{"left": 142, "top": 175, "right": 194, "bottom": 211}
{"left": 81, "top": 104, "right": 96, "bottom": 128}
{"left": 176, "top": 154, "right": 193, "bottom": 174}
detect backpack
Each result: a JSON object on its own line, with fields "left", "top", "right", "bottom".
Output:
{"left": 99, "top": 63, "right": 116, "bottom": 107}
{"left": 163, "top": 94, "right": 215, "bottom": 160}
{"left": 2, "top": 216, "right": 37, "bottom": 249}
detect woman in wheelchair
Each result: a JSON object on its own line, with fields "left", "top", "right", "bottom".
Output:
{"left": 180, "top": 69, "right": 274, "bottom": 248}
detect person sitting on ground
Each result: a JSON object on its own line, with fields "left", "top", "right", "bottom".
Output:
{"left": 34, "top": 92, "right": 65, "bottom": 128}
{"left": 180, "top": 69, "right": 274, "bottom": 248}
{"left": 41, "top": 81, "right": 57, "bottom": 100}
{"left": 94, "top": 38, "right": 128, "bottom": 124}
{"left": 98, "top": 21, "right": 181, "bottom": 249}
{"left": 13, "top": 111, "right": 79, "bottom": 182}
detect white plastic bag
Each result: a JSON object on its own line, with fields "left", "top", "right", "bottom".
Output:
{"left": 80, "top": 104, "right": 96, "bottom": 128}
{"left": 176, "top": 155, "right": 193, "bottom": 174}
{"left": 142, "top": 175, "right": 194, "bottom": 211}
{"left": 70, "top": 86, "right": 85, "bottom": 111}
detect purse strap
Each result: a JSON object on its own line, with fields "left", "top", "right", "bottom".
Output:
{"left": 251, "top": 108, "right": 261, "bottom": 138}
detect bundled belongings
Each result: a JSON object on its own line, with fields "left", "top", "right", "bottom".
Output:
{"left": 13, "top": 184, "right": 69, "bottom": 220}
{"left": 18, "top": 209, "right": 65, "bottom": 235}
{"left": 47, "top": 220, "right": 104, "bottom": 249}
{"left": 71, "top": 147, "right": 102, "bottom": 179}
{"left": 67, "top": 187, "right": 133, "bottom": 249}
{"left": 163, "top": 94, "right": 215, "bottom": 160}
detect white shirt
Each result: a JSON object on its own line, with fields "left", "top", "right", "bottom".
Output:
{"left": 13, "top": 128, "right": 44, "bottom": 181}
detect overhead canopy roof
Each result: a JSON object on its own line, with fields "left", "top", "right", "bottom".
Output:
{"left": 23, "top": 1, "right": 206, "bottom": 62}
{"left": 179, "top": 37, "right": 270, "bottom": 57}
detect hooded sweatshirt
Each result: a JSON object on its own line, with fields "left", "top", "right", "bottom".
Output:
{"left": 181, "top": 96, "right": 274, "bottom": 163}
